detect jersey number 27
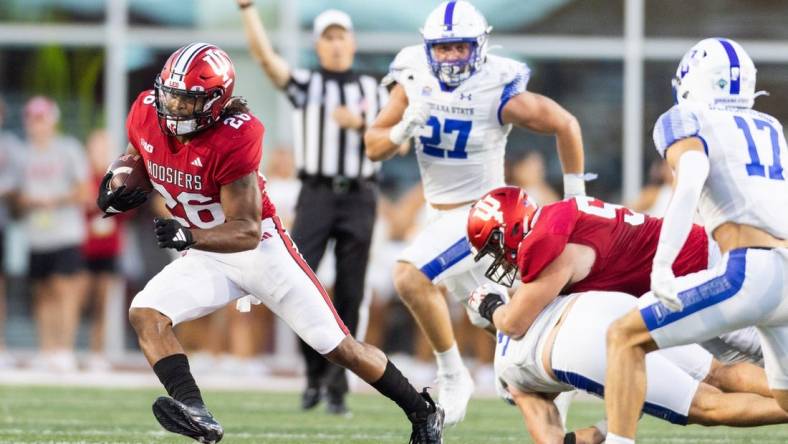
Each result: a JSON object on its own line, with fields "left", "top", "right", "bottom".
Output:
{"left": 419, "top": 116, "right": 472, "bottom": 159}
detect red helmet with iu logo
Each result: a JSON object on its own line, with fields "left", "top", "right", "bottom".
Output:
{"left": 467, "top": 186, "right": 539, "bottom": 287}
{"left": 155, "top": 42, "right": 236, "bottom": 136}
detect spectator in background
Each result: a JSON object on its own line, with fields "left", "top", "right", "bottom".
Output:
{"left": 0, "top": 97, "right": 21, "bottom": 368}
{"left": 628, "top": 158, "right": 674, "bottom": 216}
{"left": 264, "top": 147, "right": 301, "bottom": 228}
{"left": 506, "top": 151, "right": 560, "bottom": 205}
{"left": 17, "top": 96, "right": 89, "bottom": 372}
{"left": 82, "top": 129, "right": 123, "bottom": 372}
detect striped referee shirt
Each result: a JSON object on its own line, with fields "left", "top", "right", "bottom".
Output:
{"left": 285, "top": 68, "right": 388, "bottom": 180}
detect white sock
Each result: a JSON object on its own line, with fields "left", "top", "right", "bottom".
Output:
{"left": 435, "top": 343, "right": 464, "bottom": 375}
{"left": 606, "top": 432, "right": 635, "bottom": 444}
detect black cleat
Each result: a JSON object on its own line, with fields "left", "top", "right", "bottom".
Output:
{"left": 301, "top": 387, "right": 322, "bottom": 410}
{"left": 326, "top": 392, "right": 352, "bottom": 418}
{"left": 152, "top": 396, "right": 224, "bottom": 444}
{"left": 408, "top": 390, "right": 445, "bottom": 444}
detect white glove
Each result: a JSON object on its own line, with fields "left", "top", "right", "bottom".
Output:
{"left": 389, "top": 100, "right": 430, "bottom": 145}
{"left": 650, "top": 265, "right": 683, "bottom": 312}
{"left": 467, "top": 283, "right": 503, "bottom": 314}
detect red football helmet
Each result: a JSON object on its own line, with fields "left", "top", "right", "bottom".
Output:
{"left": 467, "top": 186, "right": 539, "bottom": 287}
{"left": 154, "top": 42, "right": 236, "bottom": 136}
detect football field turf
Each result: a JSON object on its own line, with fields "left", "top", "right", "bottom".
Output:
{"left": 1, "top": 385, "right": 787, "bottom": 443}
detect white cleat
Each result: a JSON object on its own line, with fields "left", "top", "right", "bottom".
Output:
{"left": 437, "top": 368, "right": 475, "bottom": 426}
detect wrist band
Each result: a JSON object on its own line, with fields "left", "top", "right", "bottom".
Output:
{"left": 563, "top": 432, "right": 576, "bottom": 444}
{"left": 239, "top": 2, "right": 254, "bottom": 9}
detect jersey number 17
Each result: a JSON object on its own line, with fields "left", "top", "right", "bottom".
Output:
{"left": 734, "top": 116, "right": 784, "bottom": 181}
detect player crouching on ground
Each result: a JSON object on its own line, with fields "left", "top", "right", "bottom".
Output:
{"left": 97, "top": 42, "right": 444, "bottom": 444}
{"left": 463, "top": 187, "right": 788, "bottom": 444}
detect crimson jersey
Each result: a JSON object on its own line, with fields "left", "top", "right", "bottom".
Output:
{"left": 517, "top": 196, "right": 708, "bottom": 296}
{"left": 126, "top": 90, "right": 275, "bottom": 229}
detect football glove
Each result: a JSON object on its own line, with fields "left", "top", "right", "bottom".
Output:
{"left": 154, "top": 217, "right": 195, "bottom": 251}
{"left": 97, "top": 172, "right": 148, "bottom": 217}
{"left": 650, "top": 265, "right": 683, "bottom": 312}
{"left": 389, "top": 100, "right": 430, "bottom": 145}
{"left": 468, "top": 284, "right": 506, "bottom": 324}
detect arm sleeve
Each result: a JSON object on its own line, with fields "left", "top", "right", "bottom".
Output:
{"left": 497, "top": 62, "right": 531, "bottom": 125}
{"left": 283, "top": 68, "right": 312, "bottom": 109}
{"left": 214, "top": 122, "right": 264, "bottom": 186}
{"left": 653, "top": 104, "right": 704, "bottom": 158}
{"left": 653, "top": 150, "right": 710, "bottom": 269}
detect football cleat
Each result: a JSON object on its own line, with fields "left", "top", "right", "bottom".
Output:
{"left": 408, "top": 390, "right": 445, "bottom": 444}
{"left": 326, "top": 392, "right": 352, "bottom": 418}
{"left": 436, "top": 367, "right": 475, "bottom": 426}
{"left": 152, "top": 396, "right": 224, "bottom": 443}
{"left": 300, "top": 387, "right": 322, "bottom": 410}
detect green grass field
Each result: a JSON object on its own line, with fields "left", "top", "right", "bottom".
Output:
{"left": 1, "top": 385, "right": 787, "bottom": 443}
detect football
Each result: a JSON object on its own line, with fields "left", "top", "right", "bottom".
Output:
{"left": 107, "top": 154, "right": 153, "bottom": 193}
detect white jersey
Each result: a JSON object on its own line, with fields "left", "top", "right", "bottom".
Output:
{"left": 386, "top": 45, "right": 530, "bottom": 204}
{"left": 654, "top": 102, "right": 788, "bottom": 239}
{"left": 493, "top": 294, "right": 576, "bottom": 394}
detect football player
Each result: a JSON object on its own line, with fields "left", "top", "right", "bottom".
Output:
{"left": 604, "top": 38, "right": 788, "bottom": 443}
{"left": 364, "top": 0, "right": 587, "bottom": 425}
{"left": 486, "top": 290, "right": 788, "bottom": 444}
{"left": 466, "top": 186, "right": 762, "bottom": 366}
{"left": 97, "top": 43, "right": 444, "bottom": 444}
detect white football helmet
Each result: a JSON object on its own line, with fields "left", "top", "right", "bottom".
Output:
{"left": 421, "top": 0, "right": 491, "bottom": 87}
{"left": 672, "top": 38, "right": 759, "bottom": 108}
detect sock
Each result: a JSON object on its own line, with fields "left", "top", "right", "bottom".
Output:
{"left": 435, "top": 343, "right": 464, "bottom": 375}
{"left": 605, "top": 432, "right": 635, "bottom": 444}
{"left": 371, "top": 361, "right": 430, "bottom": 421}
{"left": 152, "top": 353, "right": 204, "bottom": 407}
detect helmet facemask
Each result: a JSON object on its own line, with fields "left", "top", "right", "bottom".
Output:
{"left": 474, "top": 228, "right": 518, "bottom": 288}
{"left": 154, "top": 75, "right": 223, "bottom": 136}
{"left": 425, "top": 36, "right": 487, "bottom": 87}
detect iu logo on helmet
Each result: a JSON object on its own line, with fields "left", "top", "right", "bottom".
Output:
{"left": 474, "top": 195, "right": 504, "bottom": 224}
{"left": 202, "top": 49, "right": 233, "bottom": 88}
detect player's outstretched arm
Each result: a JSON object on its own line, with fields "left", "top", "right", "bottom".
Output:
{"left": 236, "top": 0, "right": 290, "bottom": 88}
{"left": 365, "top": 85, "right": 423, "bottom": 161}
{"left": 650, "top": 137, "right": 708, "bottom": 311}
{"left": 511, "top": 387, "right": 605, "bottom": 444}
{"left": 502, "top": 92, "right": 585, "bottom": 195}
{"left": 189, "top": 171, "right": 262, "bottom": 253}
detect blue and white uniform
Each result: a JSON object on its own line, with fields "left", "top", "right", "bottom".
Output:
{"left": 495, "top": 292, "right": 713, "bottom": 424}
{"left": 639, "top": 100, "right": 788, "bottom": 389}
{"left": 387, "top": 45, "right": 529, "bottom": 325}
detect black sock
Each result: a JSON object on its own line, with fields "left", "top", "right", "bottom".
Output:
{"left": 371, "top": 361, "right": 430, "bottom": 421}
{"left": 152, "top": 353, "right": 204, "bottom": 407}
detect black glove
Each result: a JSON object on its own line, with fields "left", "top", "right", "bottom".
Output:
{"left": 96, "top": 172, "right": 148, "bottom": 217}
{"left": 154, "top": 217, "right": 195, "bottom": 251}
{"left": 479, "top": 292, "right": 506, "bottom": 324}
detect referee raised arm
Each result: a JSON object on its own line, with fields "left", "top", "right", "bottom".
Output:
{"left": 237, "top": 1, "right": 386, "bottom": 416}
